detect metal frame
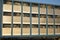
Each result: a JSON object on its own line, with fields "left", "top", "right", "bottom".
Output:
{"left": 0, "top": 0, "right": 3, "bottom": 38}
{"left": 46, "top": 5, "right": 48, "bottom": 36}
{"left": 11, "top": 0, "right": 14, "bottom": 36}
{"left": 38, "top": 3, "right": 40, "bottom": 35}
{"left": 21, "top": 0, "right": 23, "bottom": 36}
{"left": 30, "top": 3, "right": 32, "bottom": 36}
{"left": 0, "top": 0, "right": 60, "bottom": 38}
{"left": 53, "top": 6, "right": 55, "bottom": 35}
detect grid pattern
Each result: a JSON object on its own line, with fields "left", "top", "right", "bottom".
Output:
{"left": 0, "top": 0, "right": 60, "bottom": 38}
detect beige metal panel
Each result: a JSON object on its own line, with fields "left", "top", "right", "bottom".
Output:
{"left": 40, "top": 18, "right": 46, "bottom": 23}
{"left": 25, "top": 6, "right": 54, "bottom": 14}
{"left": 48, "top": 8, "right": 53, "bottom": 14}
{"left": 23, "top": 6, "right": 30, "bottom": 13}
{"left": 2, "top": 28, "right": 11, "bottom": 36}
{"left": 48, "top": 28, "right": 54, "bottom": 35}
{"left": 32, "top": 6, "right": 38, "bottom": 13}
{"left": 55, "top": 9, "right": 60, "bottom": 15}
{"left": 3, "top": 16, "right": 60, "bottom": 24}
{"left": 3, "top": 4, "right": 21, "bottom": 12}
{"left": 13, "top": 16, "right": 21, "bottom": 22}
{"left": 3, "top": 4, "right": 30, "bottom": 13}
{"left": 40, "top": 28, "right": 46, "bottom": 35}
{"left": 23, "top": 17, "right": 54, "bottom": 24}
{"left": 32, "top": 17, "right": 38, "bottom": 24}
{"left": 2, "top": 28, "right": 46, "bottom": 35}
{"left": 23, "top": 17, "right": 30, "bottom": 23}
{"left": 3, "top": 4, "right": 12, "bottom": 12}
{"left": 13, "top": 5, "right": 21, "bottom": 12}
{"left": 48, "top": 18, "right": 53, "bottom": 23}
{"left": 55, "top": 18, "right": 60, "bottom": 23}
{"left": 13, "top": 28, "right": 21, "bottom": 35}
{"left": 32, "top": 28, "right": 38, "bottom": 35}
{"left": 2, "top": 28, "right": 60, "bottom": 36}
{"left": 23, "top": 28, "right": 30, "bottom": 35}
{"left": 55, "top": 28, "right": 60, "bottom": 34}
{"left": 40, "top": 8, "right": 46, "bottom": 14}
{"left": 3, "top": 4, "right": 60, "bottom": 15}
{"left": 3, "top": 16, "right": 11, "bottom": 23}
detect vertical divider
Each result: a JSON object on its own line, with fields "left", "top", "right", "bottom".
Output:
{"left": 53, "top": 6, "right": 55, "bottom": 35}
{"left": 46, "top": 5, "right": 48, "bottom": 36}
{"left": 0, "top": 0, "right": 3, "bottom": 38}
{"left": 21, "top": 0, "right": 23, "bottom": 36}
{"left": 11, "top": 0, "right": 14, "bottom": 36}
{"left": 30, "top": 3, "right": 32, "bottom": 36}
{"left": 38, "top": 4, "right": 40, "bottom": 35}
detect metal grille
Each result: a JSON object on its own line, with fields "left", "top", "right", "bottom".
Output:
{"left": 0, "top": 0, "right": 60, "bottom": 38}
